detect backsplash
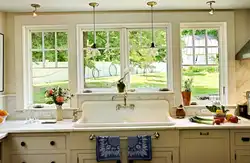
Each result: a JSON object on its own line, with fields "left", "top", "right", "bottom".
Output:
{"left": 235, "top": 60, "right": 250, "bottom": 104}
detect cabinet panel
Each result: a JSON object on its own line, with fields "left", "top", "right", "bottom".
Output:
{"left": 78, "top": 153, "right": 119, "bottom": 163}
{"left": 11, "top": 154, "right": 66, "bottom": 163}
{"left": 235, "top": 150, "right": 250, "bottom": 163}
{"left": 134, "top": 151, "right": 172, "bottom": 163}
{"left": 235, "top": 133, "right": 250, "bottom": 146}
{"left": 180, "top": 130, "right": 229, "bottom": 163}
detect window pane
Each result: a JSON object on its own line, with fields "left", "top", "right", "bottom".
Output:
{"left": 45, "top": 51, "right": 55, "bottom": 67}
{"left": 129, "top": 30, "right": 140, "bottom": 48}
{"left": 31, "top": 32, "right": 42, "bottom": 49}
{"left": 96, "top": 31, "right": 107, "bottom": 48}
{"left": 194, "top": 48, "right": 206, "bottom": 65}
{"left": 207, "top": 29, "right": 219, "bottom": 46}
{"left": 32, "top": 51, "right": 43, "bottom": 68}
{"left": 32, "top": 68, "right": 69, "bottom": 104}
{"left": 181, "top": 30, "right": 193, "bottom": 47}
{"left": 109, "top": 31, "right": 120, "bottom": 48}
{"left": 83, "top": 48, "right": 121, "bottom": 88}
{"left": 194, "top": 30, "right": 205, "bottom": 46}
{"left": 57, "top": 50, "right": 68, "bottom": 67}
{"left": 57, "top": 32, "right": 68, "bottom": 49}
{"left": 140, "top": 30, "right": 152, "bottom": 47}
{"left": 208, "top": 48, "right": 219, "bottom": 64}
{"left": 155, "top": 29, "right": 167, "bottom": 47}
{"left": 182, "top": 48, "right": 193, "bottom": 65}
{"left": 44, "top": 32, "right": 55, "bottom": 49}
{"left": 182, "top": 65, "right": 219, "bottom": 105}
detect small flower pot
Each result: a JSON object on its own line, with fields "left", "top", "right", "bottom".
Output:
{"left": 181, "top": 91, "right": 191, "bottom": 106}
{"left": 117, "top": 82, "right": 126, "bottom": 93}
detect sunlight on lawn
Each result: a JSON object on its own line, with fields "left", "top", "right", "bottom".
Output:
{"left": 33, "top": 72, "right": 219, "bottom": 103}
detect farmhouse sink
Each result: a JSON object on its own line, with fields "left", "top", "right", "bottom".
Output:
{"left": 73, "top": 100, "right": 175, "bottom": 128}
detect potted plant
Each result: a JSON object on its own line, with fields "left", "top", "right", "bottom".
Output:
{"left": 117, "top": 67, "right": 132, "bottom": 93}
{"left": 45, "top": 86, "right": 74, "bottom": 121}
{"left": 182, "top": 78, "right": 193, "bottom": 106}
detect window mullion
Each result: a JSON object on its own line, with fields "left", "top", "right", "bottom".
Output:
{"left": 205, "top": 30, "right": 208, "bottom": 65}
{"left": 192, "top": 29, "right": 195, "bottom": 65}
{"left": 121, "top": 28, "right": 129, "bottom": 88}
{"left": 55, "top": 32, "right": 58, "bottom": 68}
{"left": 42, "top": 32, "right": 45, "bottom": 68}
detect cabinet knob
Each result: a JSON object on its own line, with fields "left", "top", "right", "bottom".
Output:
{"left": 241, "top": 137, "right": 250, "bottom": 142}
{"left": 200, "top": 132, "right": 209, "bottom": 136}
{"left": 50, "top": 141, "right": 55, "bottom": 146}
{"left": 22, "top": 162, "right": 26, "bottom": 163}
{"left": 51, "top": 161, "right": 55, "bottom": 163}
{"left": 21, "top": 142, "right": 26, "bottom": 147}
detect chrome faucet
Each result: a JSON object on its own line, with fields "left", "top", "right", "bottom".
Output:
{"left": 112, "top": 92, "right": 135, "bottom": 111}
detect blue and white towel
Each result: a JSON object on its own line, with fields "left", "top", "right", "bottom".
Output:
{"left": 128, "top": 135, "right": 152, "bottom": 161}
{"left": 96, "top": 136, "right": 121, "bottom": 162}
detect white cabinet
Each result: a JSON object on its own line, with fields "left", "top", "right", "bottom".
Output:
{"left": 77, "top": 153, "right": 120, "bottom": 163}
{"left": 133, "top": 151, "right": 173, "bottom": 163}
{"left": 235, "top": 150, "right": 250, "bottom": 163}
{"left": 180, "top": 130, "right": 230, "bottom": 163}
{"left": 11, "top": 154, "right": 66, "bottom": 163}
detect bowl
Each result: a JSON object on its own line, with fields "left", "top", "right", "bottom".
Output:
{"left": 0, "top": 115, "right": 8, "bottom": 124}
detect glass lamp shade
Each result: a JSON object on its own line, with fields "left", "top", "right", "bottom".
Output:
{"left": 149, "top": 42, "right": 158, "bottom": 57}
{"left": 88, "top": 43, "right": 101, "bottom": 57}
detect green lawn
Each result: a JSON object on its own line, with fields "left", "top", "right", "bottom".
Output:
{"left": 33, "top": 72, "right": 219, "bottom": 103}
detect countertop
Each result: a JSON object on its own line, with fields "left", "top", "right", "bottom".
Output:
{"left": 0, "top": 117, "right": 250, "bottom": 137}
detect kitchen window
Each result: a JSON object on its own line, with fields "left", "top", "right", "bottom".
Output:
{"left": 180, "top": 26, "right": 225, "bottom": 105}
{"left": 78, "top": 24, "right": 170, "bottom": 92}
{"left": 29, "top": 30, "right": 69, "bottom": 105}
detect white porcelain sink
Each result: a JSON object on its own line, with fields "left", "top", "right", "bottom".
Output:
{"left": 73, "top": 100, "right": 175, "bottom": 128}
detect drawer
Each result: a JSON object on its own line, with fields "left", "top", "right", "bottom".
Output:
{"left": 11, "top": 136, "right": 66, "bottom": 151}
{"left": 235, "top": 132, "right": 250, "bottom": 146}
{"left": 11, "top": 154, "right": 66, "bottom": 163}
{"left": 69, "top": 130, "right": 179, "bottom": 149}
{"left": 181, "top": 130, "right": 229, "bottom": 138}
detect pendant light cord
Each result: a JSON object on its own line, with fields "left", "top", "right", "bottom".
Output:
{"left": 93, "top": 5, "right": 96, "bottom": 45}
{"left": 151, "top": 5, "right": 154, "bottom": 45}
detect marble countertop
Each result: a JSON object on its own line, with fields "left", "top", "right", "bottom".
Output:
{"left": 0, "top": 117, "right": 249, "bottom": 136}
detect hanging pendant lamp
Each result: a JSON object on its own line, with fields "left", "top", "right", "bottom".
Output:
{"left": 147, "top": 1, "right": 158, "bottom": 57}
{"left": 206, "top": 1, "right": 215, "bottom": 15}
{"left": 31, "top": 4, "right": 40, "bottom": 17}
{"left": 89, "top": 2, "right": 101, "bottom": 57}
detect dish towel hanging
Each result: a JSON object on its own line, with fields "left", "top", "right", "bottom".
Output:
{"left": 128, "top": 135, "right": 152, "bottom": 162}
{"left": 96, "top": 136, "right": 121, "bottom": 162}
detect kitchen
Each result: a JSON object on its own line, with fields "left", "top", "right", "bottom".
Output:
{"left": 0, "top": 0, "right": 250, "bottom": 163}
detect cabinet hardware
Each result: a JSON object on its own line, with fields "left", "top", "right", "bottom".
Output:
{"left": 21, "top": 142, "right": 26, "bottom": 147}
{"left": 241, "top": 137, "right": 250, "bottom": 142}
{"left": 22, "top": 162, "right": 26, "bottom": 163}
{"left": 51, "top": 161, "right": 55, "bottom": 163}
{"left": 77, "top": 157, "right": 79, "bottom": 163}
{"left": 89, "top": 132, "right": 160, "bottom": 140}
{"left": 200, "top": 132, "right": 209, "bottom": 136}
{"left": 235, "top": 153, "right": 237, "bottom": 160}
{"left": 171, "top": 154, "right": 173, "bottom": 161}
{"left": 50, "top": 141, "right": 55, "bottom": 146}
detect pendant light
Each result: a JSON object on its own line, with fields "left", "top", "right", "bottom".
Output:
{"left": 31, "top": 4, "right": 40, "bottom": 17}
{"left": 206, "top": 1, "right": 215, "bottom": 15}
{"left": 89, "top": 2, "right": 101, "bottom": 57}
{"left": 147, "top": 1, "right": 158, "bottom": 57}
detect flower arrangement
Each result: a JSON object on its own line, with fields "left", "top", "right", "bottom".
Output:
{"left": 183, "top": 78, "right": 193, "bottom": 92}
{"left": 45, "top": 86, "right": 74, "bottom": 106}
{"left": 117, "top": 67, "right": 133, "bottom": 92}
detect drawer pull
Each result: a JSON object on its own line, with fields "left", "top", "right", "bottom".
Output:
{"left": 51, "top": 161, "right": 55, "bottom": 163}
{"left": 241, "top": 137, "right": 250, "bottom": 142}
{"left": 21, "top": 142, "right": 26, "bottom": 147}
{"left": 200, "top": 132, "right": 209, "bottom": 136}
{"left": 50, "top": 141, "right": 55, "bottom": 146}
{"left": 22, "top": 162, "right": 26, "bottom": 163}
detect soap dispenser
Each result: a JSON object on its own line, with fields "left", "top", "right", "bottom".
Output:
{"left": 176, "top": 104, "right": 186, "bottom": 119}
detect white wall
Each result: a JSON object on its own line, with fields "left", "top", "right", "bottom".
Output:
{"left": 235, "top": 9, "right": 250, "bottom": 104}
{"left": 3, "top": 10, "right": 237, "bottom": 109}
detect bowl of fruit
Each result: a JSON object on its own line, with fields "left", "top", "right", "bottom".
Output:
{"left": 0, "top": 109, "right": 8, "bottom": 124}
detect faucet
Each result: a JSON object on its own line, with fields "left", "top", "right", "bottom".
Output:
{"left": 112, "top": 92, "right": 135, "bottom": 111}
{"left": 72, "top": 108, "right": 82, "bottom": 122}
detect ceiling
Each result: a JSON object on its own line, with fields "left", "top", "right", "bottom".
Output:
{"left": 0, "top": 0, "right": 250, "bottom": 12}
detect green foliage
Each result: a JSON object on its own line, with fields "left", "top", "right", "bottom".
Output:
{"left": 183, "top": 66, "right": 218, "bottom": 76}
{"left": 183, "top": 78, "right": 193, "bottom": 92}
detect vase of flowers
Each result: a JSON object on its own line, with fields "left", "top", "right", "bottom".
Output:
{"left": 117, "top": 67, "right": 132, "bottom": 93}
{"left": 45, "top": 86, "right": 74, "bottom": 121}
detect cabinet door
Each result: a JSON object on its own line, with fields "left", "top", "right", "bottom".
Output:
{"left": 180, "top": 131, "right": 229, "bottom": 163}
{"left": 134, "top": 151, "right": 172, "bottom": 163}
{"left": 77, "top": 153, "right": 121, "bottom": 163}
{"left": 235, "top": 150, "right": 250, "bottom": 163}
{"left": 11, "top": 154, "right": 66, "bottom": 163}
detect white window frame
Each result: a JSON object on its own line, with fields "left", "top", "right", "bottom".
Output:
{"left": 23, "top": 25, "right": 69, "bottom": 108}
{"left": 76, "top": 23, "right": 173, "bottom": 93}
{"left": 180, "top": 22, "right": 228, "bottom": 105}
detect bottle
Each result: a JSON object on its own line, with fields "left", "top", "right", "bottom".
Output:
{"left": 176, "top": 104, "right": 186, "bottom": 119}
